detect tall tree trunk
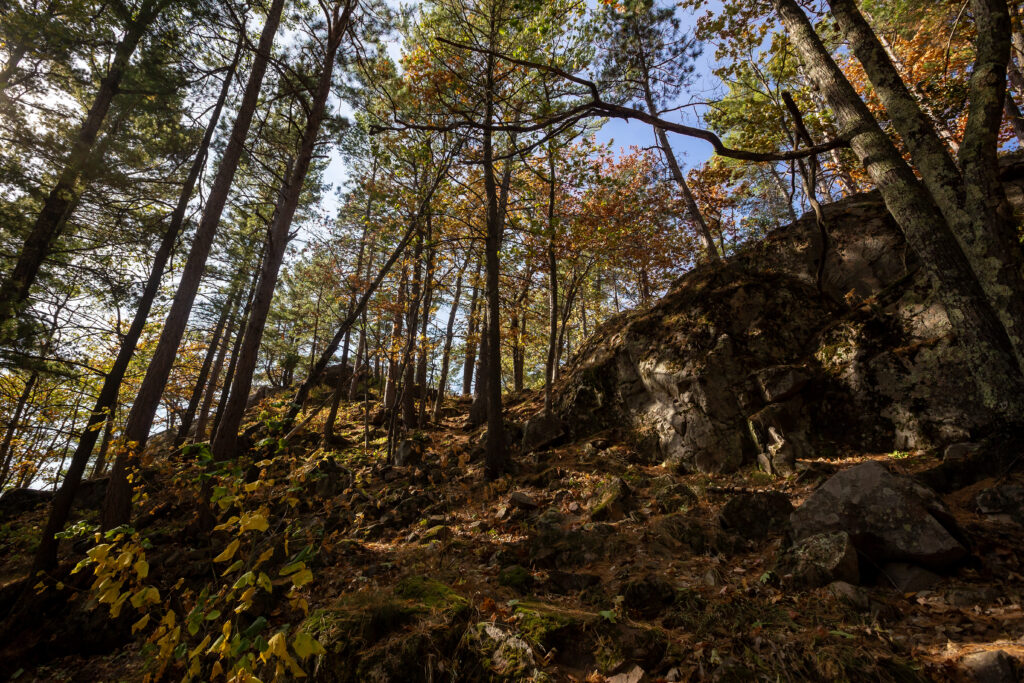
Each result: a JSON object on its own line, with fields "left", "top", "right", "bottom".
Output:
{"left": 416, "top": 218, "right": 436, "bottom": 425}
{"left": 0, "top": 372, "right": 37, "bottom": 489}
{"left": 642, "top": 81, "right": 719, "bottom": 262}
{"left": 211, "top": 3, "right": 353, "bottom": 460}
{"left": 212, "top": 254, "right": 262, "bottom": 439}
{"left": 30, "top": 39, "right": 241, "bottom": 560}
{"left": 401, "top": 225, "right": 425, "bottom": 429}
{"left": 827, "top": 0, "right": 1024, "bottom": 368}
{"left": 383, "top": 269, "right": 408, "bottom": 411}
{"left": 432, "top": 256, "right": 467, "bottom": 420}
{"left": 196, "top": 290, "right": 242, "bottom": 442}
{"left": 544, "top": 144, "right": 559, "bottom": 416}
{"left": 176, "top": 285, "right": 240, "bottom": 445}
{"left": 461, "top": 263, "right": 481, "bottom": 396}
{"left": 102, "top": 0, "right": 286, "bottom": 530}
{"left": 0, "top": 0, "right": 166, "bottom": 332}
{"left": 777, "top": 0, "right": 1024, "bottom": 419}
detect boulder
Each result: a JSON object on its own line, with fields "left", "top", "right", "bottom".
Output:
{"left": 827, "top": 581, "right": 870, "bottom": 611}
{"left": 521, "top": 412, "right": 567, "bottom": 452}
{"left": 790, "top": 461, "right": 967, "bottom": 570}
{"left": 0, "top": 488, "right": 52, "bottom": 518}
{"left": 959, "top": 650, "right": 1018, "bottom": 683}
{"left": 463, "top": 622, "right": 537, "bottom": 679}
{"left": 754, "top": 364, "right": 812, "bottom": 403}
{"left": 776, "top": 531, "right": 859, "bottom": 587}
{"left": 718, "top": 491, "right": 793, "bottom": 540}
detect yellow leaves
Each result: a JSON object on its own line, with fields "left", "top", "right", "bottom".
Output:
{"left": 261, "top": 632, "right": 306, "bottom": 679}
{"left": 255, "top": 547, "right": 275, "bottom": 568}
{"left": 134, "top": 558, "right": 149, "bottom": 579}
{"left": 292, "top": 631, "right": 326, "bottom": 659}
{"left": 239, "top": 510, "right": 269, "bottom": 533}
{"left": 131, "top": 613, "right": 151, "bottom": 634}
{"left": 257, "top": 572, "right": 273, "bottom": 594}
{"left": 130, "top": 586, "right": 160, "bottom": 609}
{"left": 87, "top": 543, "right": 111, "bottom": 562}
{"left": 214, "top": 539, "right": 240, "bottom": 563}
{"left": 290, "top": 568, "right": 314, "bottom": 588}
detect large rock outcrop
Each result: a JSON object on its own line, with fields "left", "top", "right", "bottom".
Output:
{"left": 551, "top": 180, "right": 1024, "bottom": 473}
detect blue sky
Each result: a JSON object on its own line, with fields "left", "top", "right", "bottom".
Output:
{"left": 320, "top": 0, "right": 726, "bottom": 206}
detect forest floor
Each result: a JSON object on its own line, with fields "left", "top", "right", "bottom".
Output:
{"left": 1, "top": 389, "right": 1023, "bottom": 682}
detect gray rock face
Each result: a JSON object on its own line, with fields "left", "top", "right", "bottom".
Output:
{"left": 960, "top": 650, "right": 1019, "bottom": 683}
{"left": 790, "top": 461, "right": 967, "bottom": 570}
{"left": 719, "top": 490, "right": 793, "bottom": 540}
{"left": 521, "top": 412, "right": 567, "bottom": 452}
{"left": 550, "top": 191, "right": 1001, "bottom": 473}
{"left": 777, "top": 531, "right": 860, "bottom": 587}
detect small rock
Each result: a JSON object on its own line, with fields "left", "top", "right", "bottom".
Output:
{"left": 828, "top": 581, "right": 870, "bottom": 611}
{"left": 498, "top": 564, "right": 533, "bottom": 591}
{"left": 510, "top": 491, "right": 539, "bottom": 510}
{"left": 960, "top": 650, "right": 1018, "bottom": 683}
{"left": 943, "top": 442, "right": 981, "bottom": 463}
{"left": 757, "top": 427, "right": 797, "bottom": 476}
{"left": 522, "top": 412, "right": 567, "bottom": 452}
{"left": 702, "top": 568, "right": 721, "bottom": 587}
{"left": 719, "top": 491, "right": 793, "bottom": 540}
{"left": 975, "top": 485, "right": 1024, "bottom": 524}
{"left": 622, "top": 574, "right": 675, "bottom": 617}
{"left": 590, "top": 477, "right": 633, "bottom": 522}
{"left": 777, "top": 531, "right": 859, "bottom": 587}
{"left": 881, "top": 562, "right": 941, "bottom": 592}
{"left": 608, "top": 665, "right": 648, "bottom": 683}
{"left": 394, "top": 439, "right": 424, "bottom": 467}
{"left": 465, "top": 622, "right": 536, "bottom": 678}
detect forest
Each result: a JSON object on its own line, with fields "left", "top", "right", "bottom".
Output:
{"left": 1, "top": 0, "right": 1024, "bottom": 680}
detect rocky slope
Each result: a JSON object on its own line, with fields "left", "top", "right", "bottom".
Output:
{"left": 1, "top": 177, "right": 1024, "bottom": 682}
{"left": 546, "top": 171, "right": 1024, "bottom": 475}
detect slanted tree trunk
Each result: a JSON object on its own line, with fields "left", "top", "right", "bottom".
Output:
{"left": 196, "top": 290, "right": 242, "bottom": 443}
{"left": 30, "top": 40, "right": 241, "bottom": 561}
{"left": 211, "top": 1, "right": 355, "bottom": 461}
{"left": 777, "top": 0, "right": 1024, "bottom": 420}
{"left": 0, "top": 372, "right": 37, "bottom": 489}
{"left": 0, "top": 0, "right": 167, "bottom": 332}
{"left": 176, "top": 284, "right": 241, "bottom": 445}
{"left": 827, "top": 0, "right": 1024, "bottom": 369}
{"left": 432, "top": 256, "right": 467, "bottom": 420}
{"left": 103, "top": 0, "right": 286, "bottom": 529}
{"left": 461, "top": 263, "right": 482, "bottom": 396}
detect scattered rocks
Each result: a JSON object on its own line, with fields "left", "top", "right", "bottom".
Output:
{"left": 790, "top": 461, "right": 968, "bottom": 570}
{"left": 498, "top": 565, "right": 533, "bottom": 592}
{"left": 393, "top": 438, "right": 424, "bottom": 467}
{"left": 959, "top": 650, "right": 1018, "bottom": 683}
{"left": 827, "top": 581, "right": 870, "bottom": 611}
{"left": 881, "top": 562, "right": 941, "bottom": 593}
{"left": 622, "top": 574, "right": 676, "bottom": 618}
{"left": 718, "top": 490, "right": 793, "bottom": 540}
{"left": 522, "top": 412, "right": 567, "bottom": 452}
{"left": 607, "top": 665, "right": 648, "bottom": 683}
{"left": 509, "top": 491, "right": 539, "bottom": 510}
{"left": 590, "top": 477, "right": 633, "bottom": 522}
{"left": 776, "top": 531, "right": 859, "bottom": 587}
{"left": 975, "top": 484, "right": 1024, "bottom": 524}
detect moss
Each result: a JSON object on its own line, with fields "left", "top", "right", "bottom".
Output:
{"left": 498, "top": 565, "right": 532, "bottom": 592}
{"left": 395, "top": 576, "right": 468, "bottom": 615}
{"left": 513, "top": 602, "right": 585, "bottom": 649}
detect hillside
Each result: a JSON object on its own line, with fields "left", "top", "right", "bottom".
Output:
{"left": 2, "top": 181, "right": 1023, "bottom": 683}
